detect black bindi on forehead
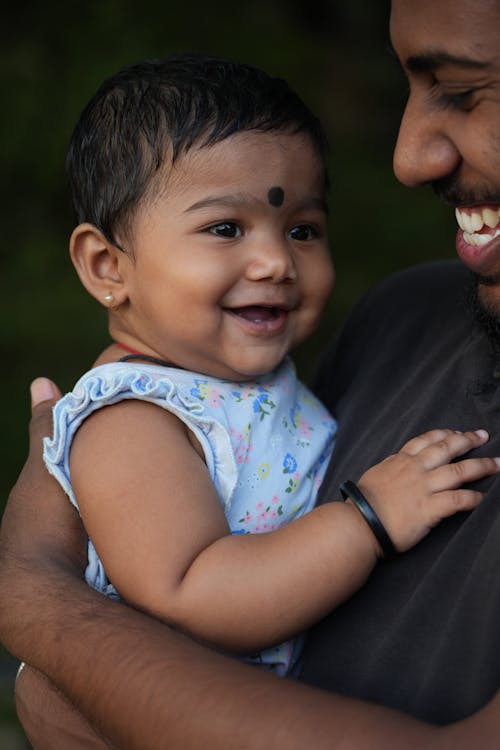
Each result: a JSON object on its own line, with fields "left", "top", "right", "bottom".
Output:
{"left": 267, "top": 186, "right": 285, "bottom": 207}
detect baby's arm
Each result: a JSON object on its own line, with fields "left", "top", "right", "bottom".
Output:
{"left": 70, "top": 401, "right": 498, "bottom": 654}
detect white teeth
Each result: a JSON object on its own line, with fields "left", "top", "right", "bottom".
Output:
{"left": 464, "top": 232, "right": 492, "bottom": 247}
{"left": 463, "top": 212, "right": 475, "bottom": 233}
{"left": 455, "top": 208, "right": 466, "bottom": 231}
{"left": 484, "top": 207, "right": 499, "bottom": 228}
{"left": 456, "top": 206, "right": 500, "bottom": 235}
{"left": 470, "top": 212, "right": 483, "bottom": 232}
{"left": 463, "top": 228, "right": 500, "bottom": 247}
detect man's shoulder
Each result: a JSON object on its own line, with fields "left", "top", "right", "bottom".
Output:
{"left": 362, "top": 259, "right": 469, "bottom": 312}
{"left": 311, "top": 260, "right": 471, "bottom": 402}
{"left": 338, "top": 260, "right": 471, "bottom": 338}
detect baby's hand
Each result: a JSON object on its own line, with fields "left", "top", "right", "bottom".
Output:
{"left": 357, "top": 429, "right": 500, "bottom": 553}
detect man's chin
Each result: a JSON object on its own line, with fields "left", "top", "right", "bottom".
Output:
{"left": 475, "top": 271, "right": 500, "bottom": 309}
{"left": 469, "top": 273, "right": 500, "bottom": 349}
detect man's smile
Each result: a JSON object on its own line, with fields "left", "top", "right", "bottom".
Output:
{"left": 454, "top": 204, "right": 500, "bottom": 275}
{"left": 455, "top": 205, "right": 500, "bottom": 246}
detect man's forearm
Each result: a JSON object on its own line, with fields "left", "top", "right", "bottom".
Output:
{"left": 1, "top": 385, "right": 497, "bottom": 750}
{"left": 0, "top": 557, "right": 456, "bottom": 750}
{"left": 16, "top": 665, "right": 112, "bottom": 750}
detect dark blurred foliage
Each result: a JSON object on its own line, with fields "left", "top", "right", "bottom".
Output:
{"left": 1, "top": 0, "right": 457, "bottom": 522}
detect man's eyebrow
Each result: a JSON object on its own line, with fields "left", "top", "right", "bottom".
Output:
{"left": 388, "top": 40, "right": 488, "bottom": 74}
{"left": 405, "top": 51, "right": 488, "bottom": 74}
{"left": 387, "top": 38, "right": 488, "bottom": 71}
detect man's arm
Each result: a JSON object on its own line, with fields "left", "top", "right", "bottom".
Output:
{"left": 16, "top": 664, "right": 112, "bottom": 749}
{"left": 0, "top": 379, "right": 497, "bottom": 750}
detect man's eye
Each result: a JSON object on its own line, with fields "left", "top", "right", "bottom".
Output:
{"left": 208, "top": 222, "right": 242, "bottom": 238}
{"left": 443, "top": 92, "right": 474, "bottom": 109}
{"left": 432, "top": 86, "right": 475, "bottom": 111}
{"left": 288, "top": 224, "right": 317, "bottom": 241}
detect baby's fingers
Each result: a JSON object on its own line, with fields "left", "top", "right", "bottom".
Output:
{"left": 401, "top": 429, "right": 461, "bottom": 456}
{"left": 429, "top": 489, "right": 484, "bottom": 526}
{"left": 402, "top": 430, "right": 489, "bottom": 468}
{"left": 431, "top": 456, "right": 500, "bottom": 492}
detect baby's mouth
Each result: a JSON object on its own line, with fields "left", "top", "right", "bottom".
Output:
{"left": 229, "top": 305, "right": 284, "bottom": 323}
{"left": 224, "top": 305, "right": 290, "bottom": 334}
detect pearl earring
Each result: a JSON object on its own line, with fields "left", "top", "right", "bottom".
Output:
{"left": 104, "top": 293, "right": 114, "bottom": 303}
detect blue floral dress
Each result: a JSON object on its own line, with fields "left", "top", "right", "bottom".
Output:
{"left": 44, "top": 357, "right": 337, "bottom": 675}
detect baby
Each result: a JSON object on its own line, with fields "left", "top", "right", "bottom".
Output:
{"left": 44, "top": 54, "right": 499, "bottom": 676}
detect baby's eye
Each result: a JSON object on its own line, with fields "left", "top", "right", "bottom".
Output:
{"left": 288, "top": 224, "right": 318, "bottom": 241}
{"left": 207, "top": 222, "right": 242, "bottom": 238}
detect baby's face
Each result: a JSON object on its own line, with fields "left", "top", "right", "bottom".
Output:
{"left": 118, "top": 130, "right": 334, "bottom": 380}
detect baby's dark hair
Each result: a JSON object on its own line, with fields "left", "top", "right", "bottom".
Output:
{"left": 66, "top": 53, "right": 328, "bottom": 246}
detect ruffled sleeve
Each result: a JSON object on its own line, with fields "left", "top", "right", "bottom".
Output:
{"left": 43, "top": 362, "right": 238, "bottom": 513}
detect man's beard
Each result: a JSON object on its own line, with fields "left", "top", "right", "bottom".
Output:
{"left": 433, "top": 173, "right": 500, "bottom": 353}
{"left": 468, "top": 273, "right": 500, "bottom": 355}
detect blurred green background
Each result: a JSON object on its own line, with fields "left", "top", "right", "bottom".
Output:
{"left": 1, "top": 0, "right": 456, "bottom": 744}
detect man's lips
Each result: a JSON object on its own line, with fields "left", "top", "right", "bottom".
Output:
{"left": 455, "top": 205, "right": 500, "bottom": 274}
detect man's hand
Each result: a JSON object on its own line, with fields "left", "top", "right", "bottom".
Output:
{"left": 0, "top": 378, "right": 87, "bottom": 657}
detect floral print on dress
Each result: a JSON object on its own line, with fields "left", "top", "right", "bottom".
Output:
{"left": 282, "top": 452, "right": 298, "bottom": 473}
{"left": 44, "top": 356, "right": 336, "bottom": 677}
{"left": 232, "top": 384, "right": 276, "bottom": 420}
{"left": 282, "top": 400, "right": 317, "bottom": 448}
{"left": 230, "top": 423, "right": 253, "bottom": 465}
{"left": 237, "top": 494, "right": 286, "bottom": 534}
{"left": 190, "top": 379, "right": 224, "bottom": 407}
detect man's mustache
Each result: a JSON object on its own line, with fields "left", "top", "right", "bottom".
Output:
{"left": 433, "top": 175, "right": 500, "bottom": 207}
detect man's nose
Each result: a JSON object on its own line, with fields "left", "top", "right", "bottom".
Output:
{"left": 393, "top": 95, "right": 461, "bottom": 188}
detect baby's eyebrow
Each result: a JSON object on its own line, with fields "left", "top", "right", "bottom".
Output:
{"left": 184, "top": 194, "right": 255, "bottom": 212}
{"left": 184, "top": 193, "right": 328, "bottom": 214}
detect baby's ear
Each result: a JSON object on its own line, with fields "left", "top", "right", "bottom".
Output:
{"left": 69, "top": 224, "right": 129, "bottom": 309}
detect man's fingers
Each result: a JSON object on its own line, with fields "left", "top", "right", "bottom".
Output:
{"left": 30, "top": 378, "right": 61, "bottom": 410}
{"left": 28, "top": 379, "right": 61, "bottom": 460}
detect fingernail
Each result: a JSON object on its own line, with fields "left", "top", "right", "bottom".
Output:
{"left": 30, "top": 377, "right": 57, "bottom": 406}
{"left": 475, "top": 429, "right": 489, "bottom": 439}
{"left": 495, "top": 458, "right": 500, "bottom": 467}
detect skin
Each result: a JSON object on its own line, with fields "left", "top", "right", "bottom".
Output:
{"left": 4, "top": 0, "right": 500, "bottom": 746}
{"left": 391, "top": 0, "right": 500, "bottom": 312}
{"left": 71, "top": 132, "right": 333, "bottom": 381}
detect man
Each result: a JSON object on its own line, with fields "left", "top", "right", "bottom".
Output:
{"left": 2, "top": 0, "right": 500, "bottom": 746}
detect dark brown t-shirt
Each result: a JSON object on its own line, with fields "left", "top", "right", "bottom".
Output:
{"left": 299, "top": 260, "right": 500, "bottom": 724}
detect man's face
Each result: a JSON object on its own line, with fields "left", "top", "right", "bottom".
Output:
{"left": 390, "top": 0, "right": 500, "bottom": 313}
